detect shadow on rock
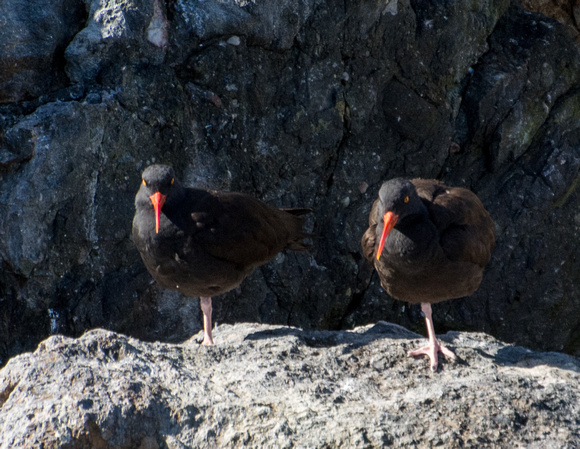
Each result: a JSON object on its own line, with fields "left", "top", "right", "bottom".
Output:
{"left": 494, "top": 345, "right": 580, "bottom": 374}
{"left": 245, "top": 321, "right": 422, "bottom": 348}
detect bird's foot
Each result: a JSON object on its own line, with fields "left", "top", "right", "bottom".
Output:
{"left": 201, "top": 335, "right": 214, "bottom": 346}
{"left": 408, "top": 340, "right": 456, "bottom": 372}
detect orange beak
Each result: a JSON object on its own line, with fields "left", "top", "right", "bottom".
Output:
{"left": 376, "top": 211, "right": 398, "bottom": 260}
{"left": 149, "top": 192, "right": 167, "bottom": 234}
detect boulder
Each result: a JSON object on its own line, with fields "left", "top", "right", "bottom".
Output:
{"left": 1, "top": 324, "right": 579, "bottom": 448}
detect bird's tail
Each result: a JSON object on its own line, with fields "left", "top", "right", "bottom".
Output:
{"left": 281, "top": 208, "right": 314, "bottom": 251}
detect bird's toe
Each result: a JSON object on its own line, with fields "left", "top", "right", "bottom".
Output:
{"left": 439, "top": 344, "right": 456, "bottom": 360}
{"left": 408, "top": 340, "right": 456, "bottom": 371}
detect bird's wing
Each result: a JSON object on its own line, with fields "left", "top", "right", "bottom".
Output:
{"left": 413, "top": 179, "right": 495, "bottom": 267}
{"left": 361, "top": 198, "right": 380, "bottom": 262}
{"left": 190, "top": 191, "right": 300, "bottom": 268}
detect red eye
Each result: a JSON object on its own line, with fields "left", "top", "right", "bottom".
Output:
{"left": 404, "top": 196, "right": 409, "bottom": 203}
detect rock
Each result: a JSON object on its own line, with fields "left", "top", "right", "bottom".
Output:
{"left": 1, "top": 0, "right": 580, "bottom": 367}
{"left": 65, "top": 0, "right": 169, "bottom": 84}
{"left": 0, "top": 324, "right": 579, "bottom": 448}
{"left": 519, "top": 0, "right": 580, "bottom": 46}
{"left": 0, "top": 0, "right": 86, "bottom": 103}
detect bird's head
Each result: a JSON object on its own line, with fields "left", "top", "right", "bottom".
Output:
{"left": 375, "top": 178, "right": 424, "bottom": 260}
{"left": 138, "top": 164, "right": 179, "bottom": 234}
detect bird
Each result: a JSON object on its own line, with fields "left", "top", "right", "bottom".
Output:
{"left": 361, "top": 178, "right": 495, "bottom": 371}
{"left": 132, "top": 164, "right": 311, "bottom": 345}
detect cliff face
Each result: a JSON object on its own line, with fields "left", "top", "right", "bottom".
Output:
{"left": 1, "top": 324, "right": 579, "bottom": 448}
{"left": 1, "top": 0, "right": 580, "bottom": 365}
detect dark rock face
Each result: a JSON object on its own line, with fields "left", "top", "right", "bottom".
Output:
{"left": 1, "top": 0, "right": 579, "bottom": 364}
{"left": 0, "top": 0, "right": 86, "bottom": 103}
{"left": 1, "top": 325, "right": 579, "bottom": 447}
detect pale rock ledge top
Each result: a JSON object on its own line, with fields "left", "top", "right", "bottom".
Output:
{"left": 1, "top": 322, "right": 579, "bottom": 448}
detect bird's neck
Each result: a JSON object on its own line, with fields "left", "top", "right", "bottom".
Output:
{"left": 384, "top": 212, "right": 439, "bottom": 262}
{"left": 162, "top": 188, "right": 186, "bottom": 213}
{"left": 397, "top": 210, "right": 428, "bottom": 228}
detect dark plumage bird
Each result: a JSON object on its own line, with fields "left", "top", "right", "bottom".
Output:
{"left": 361, "top": 178, "right": 495, "bottom": 371}
{"left": 132, "top": 164, "right": 311, "bottom": 345}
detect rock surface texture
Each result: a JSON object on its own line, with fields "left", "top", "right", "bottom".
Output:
{"left": 1, "top": 0, "right": 580, "bottom": 365}
{"left": 1, "top": 324, "right": 579, "bottom": 448}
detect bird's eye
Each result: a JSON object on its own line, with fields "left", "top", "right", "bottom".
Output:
{"left": 171, "top": 178, "right": 174, "bottom": 185}
{"left": 404, "top": 195, "right": 410, "bottom": 203}
{"left": 142, "top": 179, "right": 147, "bottom": 187}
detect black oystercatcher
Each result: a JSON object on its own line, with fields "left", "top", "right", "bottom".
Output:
{"left": 361, "top": 178, "right": 495, "bottom": 371}
{"left": 133, "top": 164, "right": 311, "bottom": 345}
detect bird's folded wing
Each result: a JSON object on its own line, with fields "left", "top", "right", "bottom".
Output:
{"left": 191, "top": 192, "right": 294, "bottom": 268}
{"left": 418, "top": 184, "right": 495, "bottom": 267}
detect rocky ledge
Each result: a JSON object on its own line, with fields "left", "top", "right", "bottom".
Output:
{"left": 1, "top": 323, "right": 579, "bottom": 448}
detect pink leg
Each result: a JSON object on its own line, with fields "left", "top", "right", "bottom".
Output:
{"left": 408, "top": 302, "right": 455, "bottom": 371}
{"left": 200, "top": 297, "right": 214, "bottom": 346}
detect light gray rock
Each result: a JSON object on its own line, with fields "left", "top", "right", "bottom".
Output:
{"left": 1, "top": 324, "right": 579, "bottom": 448}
